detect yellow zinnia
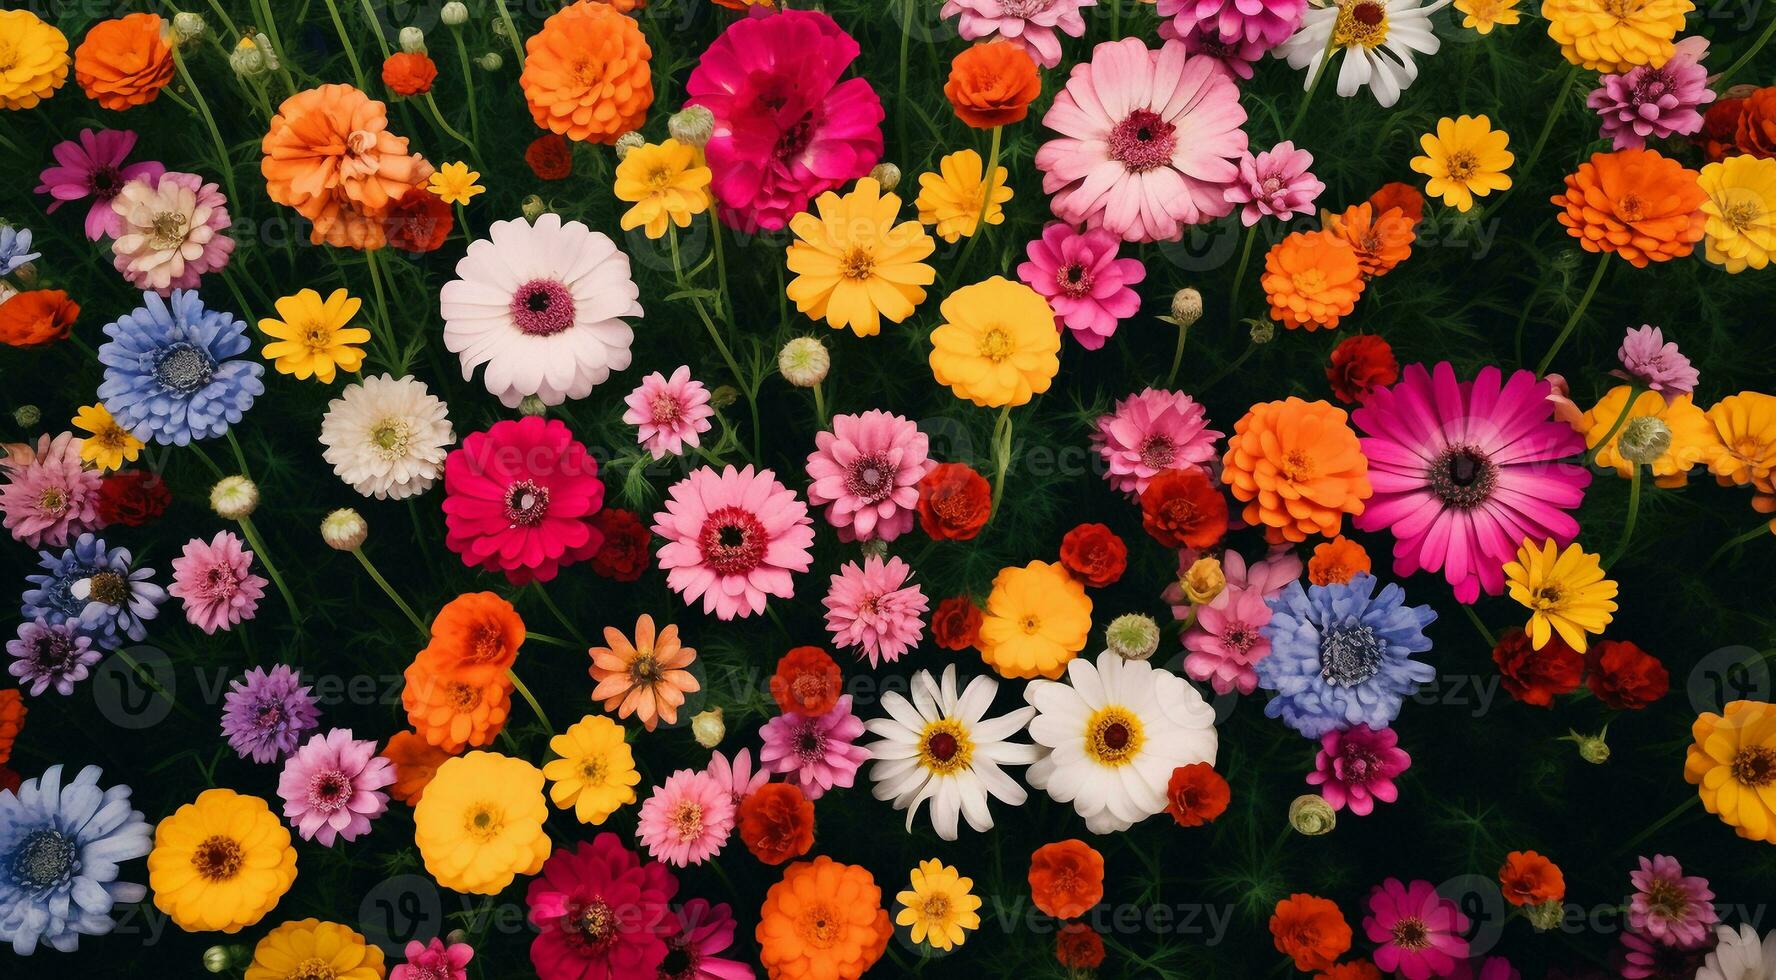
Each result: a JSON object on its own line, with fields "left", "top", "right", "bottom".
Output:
{"left": 1502, "top": 538, "right": 1617, "bottom": 653}
{"left": 895, "top": 859, "right": 982, "bottom": 952}
{"left": 72, "top": 402, "right": 143, "bottom": 472}
{"left": 1409, "top": 115, "right": 1513, "bottom": 213}
{"left": 1454, "top": 0, "right": 1521, "bottom": 33}
{"left": 785, "top": 176, "right": 935, "bottom": 337}
{"left": 614, "top": 138, "right": 712, "bottom": 239}
{"left": 258, "top": 288, "right": 370, "bottom": 383}
{"left": 915, "top": 149, "right": 1012, "bottom": 243}
{"left": 928, "top": 276, "right": 1060, "bottom": 409}
{"left": 1698, "top": 155, "right": 1776, "bottom": 274}
{"left": 426, "top": 161, "right": 485, "bottom": 206}
{"left": 1540, "top": 0, "right": 1693, "bottom": 72}
{"left": 0, "top": 10, "right": 70, "bottom": 110}
{"left": 244, "top": 919, "right": 386, "bottom": 980}
{"left": 148, "top": 788, "right": 298, "bottom": 934}
{"left": 542, "top": 714, "right": 640, "bottom": 825}
{"left": 413, "top": 751, "right": 550, "bottom": 894}
{"left": 1580, "top": 385, "right": 1712, "bottom": 487}
{"left": 977, "top": 560, "right": 1092, "bottom": 679}
{"left": 1684, "top": 699, "right": 1776, "bottom": 844}
{"left": 1701, "top": 392, "right": 1776, "bottom": 490}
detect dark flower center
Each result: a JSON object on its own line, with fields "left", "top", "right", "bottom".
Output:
{"left": 698, "top": 505, "right": 767, "bottom": 575}
{"left": 1320, "top": 622, "right": 1384, "bottom": 686}
{"left": 509, "top": 278, "right": 576, "bottom": 336}
{"left": 153, "top": 342, "right": 217, "bottom": 394}
{"left": 503, "top": 480, "right": 551, "bottom": 527}
{"left": 12, "top": 829, "right": 77, "bottom": 888}
{"left": 1428, "top": 444, "right": 1498, "bottom": 509}
{"left": 1108, "top": 109, "right": 1177, "bottom": 173}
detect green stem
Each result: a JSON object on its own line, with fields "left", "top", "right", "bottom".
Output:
{"left": 170, "top": 47, "right": 243, "bottom": 214}
{"left": 321, "top": 0, "right": 368, "bottom": 90}
{"left": 1585, "top": 383, "right": 1642, "bottom": 468}
{"left": 1224, "top": 222, "right": 1259, "bottom": 335}
{"left": 507, "top": 667, "right": 553, "bottom": 734}
{"left": 1605, "top": 463, "right": 1642, "bottom": 568}
{"left": 1535, "top": 255, "right": 1608, "bottom": 376}
{"left": 1716, "top": 14, "right": 1776, "bottom": 86}
{"left": 1707, "top": 520, "right": 1774, "bottom": 567}
{"left": 238, "top": 515, "right": 301, "bottom": 624}
{"left": 950, "top": 125, "right": 1003, "bottom": 285}
{"left": 492, "top": 0, "right": 527, "bottom": 69}
{"left": 1460, "top": 601, "right": 1497, "bottom": 650}
{"left": 353, "top": 547, "right": 428, "bottom": 636}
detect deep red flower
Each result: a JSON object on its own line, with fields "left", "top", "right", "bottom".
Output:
{"left": 97, "top": 470, "right": 171, "bottom": 526}
{"left": 1492, "top": 627, "right": 1583, "bottom": 706}
{"left": 383, "top": 185, "right": 454, "bottom": 253}
{"left": 1058, "top": 523, "right": 1127, "bottom": 588}
{"left": 737, "top": 782, "right": 815, "bottom": 865}
{"left": 1699, "top": 96, "right": 1749, "bottom": 162}
{"left": 770, "top": 646, "right": 843, "bottom": 717}
{"left": 526, "top": 133, "right": 575, "bottom": 180}
{"left": 916, "top": 462, "right": 992, "bottom": 541}
{"left": 1055, "top": 922, "right": 1106, "bottom": 969}
{"left": 1138, "top": 467, "right": 1228, "bottom": 550}
{"left": 930, "top": 595, "right": 983, "bottom": 651}
{"left": 1165, "top": 762, "right": 1230, "bottom": 827}
{"left": 588, "top": 507, "right": 650, "bottom": 582}
{"left": 1326, "top": 335, "right": 1399, "bottom": 404}
{"left": 1585, "top": 640, "right": 1669, "bottom": 709}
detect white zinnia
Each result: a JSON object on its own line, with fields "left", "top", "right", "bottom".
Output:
{"left": 1699, "top": 924, "right": 1776, "bottom": 980}
{"left": 1024, "top": 651, "right": 1217, "bottom": 834}
{"left": 1275, "top": 0, "right": 1450, "bottom": 109}
{"left": 863, "top": 664, "right": 1040, "bottom": 840}
{"left": 440, "top": 213, "right": 641, "bottom": 407}
{"left": 319, "top": 373, "right": 454, "bottom": 500}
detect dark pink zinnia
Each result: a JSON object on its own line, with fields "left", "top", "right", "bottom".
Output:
{"left": 1016, "top": 222, "right": 1147, "bottom": 350}
{"left": 1306, "top": 724, "right": 1410, "bottom": 815}
{"left": 527, "top": 833, "right": 681, "bottom": 980}
{"left": 442, "top": 416, "right": 604, "bottom": 585}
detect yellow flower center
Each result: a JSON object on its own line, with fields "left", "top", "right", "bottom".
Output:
{"left": 977, "top": 327, "right": 1013, "bottom": 362}
{"left": 840, "top": 247, "right": 876, "bottom": 281}
{"left": 917, "top": 718, "right": 975, "bottom": 776}
{"left": 192, "top": 834, "right": 244, "bottom": 881}
{"left": 1084, "top": 707, "right": 1144, "bottom": 767}
{"left": 464, "top": 803, "right": 505, "bottom": 841}
{"left": 287, "top": 958, "right": 339, "bottom": 980}
{"left": 1443, "top": 150, "right": 1479, "bottom": 183}
{"left": 1731, "top": 745, "right": 1776, "bottom": 787}
{"left": 1334, "top": 0, "right": 1390, "bottom": 48}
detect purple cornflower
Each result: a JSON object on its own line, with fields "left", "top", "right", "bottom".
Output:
{"left": 220, "top": 664, "right": 321, "bottom": 764}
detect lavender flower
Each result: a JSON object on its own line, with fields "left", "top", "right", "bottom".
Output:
{"left": 220, "top": 665, "right": 321, "bottom": 763}
{"left": 7, "top": 620, "right": 100, "bottom": 696}
{"left": 1612, "top": 325, "right": 1699, "bottom": 402}
{"left": 1587, "top": 37, "right": 1715, "bottom": 151}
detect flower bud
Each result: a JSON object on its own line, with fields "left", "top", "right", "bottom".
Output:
{"left": 12, "top": 405, "right": 40, "bottom": 428}
{"left": 614, "top": 131, "right": 646, "bottom": 161}
{"left": 1181, "top": 556, "right": 1225, "bottom": 606}
{"left": 1288, "top": 794, "right": 1335, "bottom": 835}
{"left": 210, "top": 475, "right": 258, "bottom": 520}
{"left": 171, "top": 12, "right": 207, "bottom": 45}
{"left": 869, "top": 163, "right": 901, "bottom": 193}
{"left": 441, "top": 1, "right": 470, "bottom": 26}
{"left": 321, "top": 508, "right": 368, "bottom": 551}
{"left": 1249, "top": 321, "right": 1276, "bottom": 345}
{"left": 1524, "top": 899, "right": 1565, "bottom": 932}
{"left": 399, "top": 26, "right": 427, "bottom": 54}
{"left": 1170, "top": 288, "right": 1203, "bottom": 326}
{"left": 778, "top": 337, "right": 830, "bottom": 388}
{"left": 1617, "top": 416, "right": 1671, "bottom": 466}
{"left": 709, "top": 385, "right": 740, "bottom": 410}
{"left": 477, "top": 51, "right": 503, "bottom": 71}
{"left": 691, "top": 708, "right": 725, "bottom": 749}
{"left": 668, "top": 106, "right": 715, "bottom": 148}
{"left": 518, "top": 394, "right": 548, "bottom": 416}
{"left": 1104, "top": 613, "right": 1160, "bottom": 661}
{"left": 520, "top": 195, "right": 548, "bottom": 221}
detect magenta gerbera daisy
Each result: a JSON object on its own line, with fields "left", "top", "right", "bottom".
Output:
{"left": 822, "top": 555, "right": 928, "bottom": 667}
{"left": 636, "top": 768, "right": 736, "bottom": 868}
{"left": 0, "top": 432, "right": 102, "bottom": 549}
{"left": 1306, "top": 724, "right": 1411, "bottom": 815}
{"left": 1091, "top": 388, "right": 1222, "bottom": 497}
{"left": 275, "top": 727, "right": 396, "bottom": 846}
{"left": 623, "top": 365, "right": 714, "bottom": 460}
{"left": 1352, "top": 362, "right": 1591, "bottom": 604}
{"left": 758, "top": 694, "right": 869, "bottom": 800}
{"left": 1016, "top": 222, "right": 1147, "bottom": 350}
{"left": 168, "top": 530, "right": 268, "bottom": 634}
{"left": 526, "top": 833, "right": 680, "bottom": 979}
{"left": 804, "top": 409, "right": 934, "bottom": 543}
{"left": 1364, "top": 878, "right": 1471, "bottom": 980}
{"left": 442, "top": 416, "right": 605, "bottom": 585}
{"left": 653, "top": 465, "right": 815, "bottom": 620}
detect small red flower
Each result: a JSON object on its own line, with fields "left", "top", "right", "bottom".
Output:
{"left": 383, "top": 186, "right": 453, "bottom": 253}
{"left": 930, "top": 596, "right": 983, "bottom": 651}
{"left": 916, "top": 463, "right": 992, "bottom": 541}
{"left": 380, "top": 51, "right": 438, "bottom": 96}
{"left": 1492, "top": 627, "right": 1583, "bottom": 707}
{"left": 1326, "top": 335, "right": 1399, "bottom": 404}
{"left": 1055, "top": 922, "right": 1106, "bottom": 969}
{"left": 97, "top": 470, "right": 171, "bottom": 527}
{"left": 770, "top": 646, "right": 843, "bottom": 717}
{"left": 525, "top": 133, "right": 575, "bottom": 180}
{"left": 1058, "top": 523, "right": 1128, "bottom": 588}
{"left": 588, "top": 507, "right": 650, "bottom": 582}
{"left": 1164, "top": 762, "right": 1230, "bottom": 827}
{"left": 1584, "top": 640, "right": 1669, "bottom": 710}
{"left": 1138, "top": 467, "right": 1229, "bottom": 550}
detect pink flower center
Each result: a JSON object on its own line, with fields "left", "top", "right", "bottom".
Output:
{"left": 503, "top": 480, "right": 551, "bottom": 527}
{"left": 1055, "top": 263, "right": 1095, "bottom": 298}
{"left": 1108, "top": 109, "right": 1177, "bottom": 174}
{"left": 844, "top": 452, "right": 896, "bottom": 504}
{"left": 509, "top": 279, "right": 576, "bottom": 336}
{"left": 698, "top": 505, "right": 766, "bottom": 575}
{"left": 307, "top": 769, "right": 352, "bottom": 812}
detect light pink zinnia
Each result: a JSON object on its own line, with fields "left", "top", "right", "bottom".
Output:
{"left": 636, "top": 768, "right": 736, "bottom": 868}
{"left": 1364, "top": 878, "right": 1471, "bottom": 980}
{"left": 168, "top": 530, "right": 268, "bottom": 634}
{"left": 110, "top": 171, "right": 235, "bottom": 295}
{"left": 34, "top": 128, "right": 165, "bottom": 241}
{"left": 1611, "top": 325, "right": 1698, "bottom": 403}
{"left": 1016, "top": 222, "right": 1146, "bottom": 350}
{"left": 822, "top": 556, "right": 928, "bottom": 667}
{"left": 391, "top": 937, "right": 474, "bottom": 980}
{"left": 1628, "top": 854, "right": 1717, "bottom": 948}
{"left": 1157, "top": 0, "right": 1307, "bottom": 50}
{"left": 1091, "top": 387, "right": 1222, "bottom": 497}
{"left": 706, "top": 748, "right": 769, "bottom": 810}
{"left": 1224, "top": 141, "right": 1324, "bottom": 226}
{"left": 1182, "top": 580, "right": 1273, "bottom": 694}
{"left": 804, "top": 409, "right": 933, "bottom": 542}
{"left": 623, "top": 365, "right": 714, "bottom": 460}
{"left": 939, "top": 0, "right": 1097, "bottom": 69}
{"left": 758, "top": 694, "right": 869, "bottom": 800}
{"left": 1306, "top": 724, "right": 1410, "bottom": 815}
{"left": 1588, "top": 36, "right": 1714, "bottom": 151}
{"left": 0, "top": 432, "right": 101, "bottom": 548}
{"left": 653, "top": 465, "right": 815, "bottom": 620}
{"left": 1038, "top": 38, "right": 1248, "bottom": 243}
{"left": 275, "top": 728, "right": 395, "bottom": 846}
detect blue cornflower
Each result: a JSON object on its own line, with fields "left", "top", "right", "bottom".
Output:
{"left": 0, "top": 226, "right": 40, "bottom": 276}
{"left": 20, "top": 534, "right": 109, "bottom": 626}
{"left": 67, "top": 539, "right": 165, "bottom": 650}
{"left": 1255, "top": 573, "right": 1438, "bottom": 739}
{"left": 95, "top": 289, "right": 264, "bottom": 446}
{"left": 0, "top": 764, "right": 152, "bottom": 955}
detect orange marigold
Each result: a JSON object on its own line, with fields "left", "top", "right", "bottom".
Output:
{"left": 1498, "top": 850, "right": 1566, "bottom": 906}
{"left": 261, "top": 84, "right": 434, "bottom": 249}
{"left": 1223, "top": 397, "right": 1371, "bottom": 543}
{"left": 0, "top": 290, "right": 80, "bottom": 348}
{"left": 381, "top": 730, "right": 455, "bottom": 806}
{"left": 1323, "top": 202, "right": 1415, "bottom": 279}
{"left": 756, "top": 856, "right": 891, "bottom": 980}
{"left": 402, "top": 663, "right": 512, "bottom": 753}
{"left": 945, "top": 41, "right": 1041, "bottom": 129}
{"left": 73, "top": 13, "right": 174, "bottom": 110}
{"left": 1262, "top": 230, "right": 1365, "bottom": 330}
{"left": 520, "top": 1, "right": 653, "bottom": 145}
{"left": 1028, "top": 839, "right": 1105, "bottom": 919}
{"left": 422, "top": 591, "right": 525, "bottom": 687}
{"left": 1270, "top": 893, "right": 1352, "bottom": 973}
{"left": 1552, "top": 148, "right": 1706, "bottom": 268}
{"left": 381, "top": 51, "right": 438, "bottom": 97}
{"left": 1308, "top": 535, "right": 1371, "bottom": 585}
{"left": 0, "top": 690, "right": 24, "bottom": 765}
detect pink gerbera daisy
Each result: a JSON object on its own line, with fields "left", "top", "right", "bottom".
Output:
{"left": 1628, "top": 854, "right": 1717, "bottom": 948}
{"left": 1352, "top": 363, "right": 1591, "bottom": 604}
{"left": 168, "top": 530, "right": 268, "bottom": 634}
{"left": 706, "top": 748, "right": 769, "bottom": 810}
{"left": 1306, "top": 724, "right": 1411, "bottom": 815}
{"left": 527, "top": 833, "right": 680, "bottom": 979}
{"left": 758, "top": 694, "right": 869, "bottom": 800}
{"left": 442, "top": 416, "right": 605, "bottom": 585}
{"left": 1364, "top": 878, "right": 1471, "bottom": 980}
{"left": 804, "top": 409, "right": 933, "bottom": 543}
{"left": 1037, "top": 38, "right": 1247, "bottom": 243}
{"left": 34, "top": 128, "right": 165, "bottom": 241}
{"left": 623, "top": 365, "right": 714, "bottom": 460}
{"left": 1224, "top": 141, "right": 1325, "bottom": 226}
{"left": 1612, "top": 325, "right": 1698, "bottom": 403}
{"left": 1182, "top": 580, "right": 1272, "bottom": 694}
{"left": 685, "top": 9, "right": 884, "bottom": 232}
{"left": 391, "top": 937, "right": 474, "bottom": 980}
{"left": 653, "top": 465, "right": 815, "bottom": 620}
{"left": 822, "top": 556, "right": 928, "bottom": 667}
{"left": 662, "top": 899, "right": 753, "bottom": 980}
{"left": 636, "top": 768, "right": 737, "bottom": 868}
{"left": 0, "top": 432, "right": 102, "bottom": 549}
{"left": 939, "top": 0, "right": 1097, "bottom": 69}
{"left": 1092, "top": 388, "right": 1222, "bottom": 497}
{"left": 275, "top": 727, "right": 396, "bottom": 846}
{"left": 1016, "top": 222, "right": 1147, "bottom": 350}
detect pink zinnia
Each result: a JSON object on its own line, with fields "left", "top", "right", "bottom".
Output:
{"left": 1016, "top": 222, "right": 1146, "bottom": 350}
{"left": 527, "top": 833, "right": 680, "bottom": 980}
{"left": 1628, "top": 854, "right": 1717, "bottom": 948}
{"left": 939, "top": 0, "right": 1096, "bottom": 69}
{"left": 758, "top": 694, "right": 869, "bottom": 800}
{"left": 663, "top": 898, "right": 753, "bottom": 980}
{"left": 34, "top": 128, "right": 165, "bottom": 241}
{"left": 1612, "top": 325, "right": 1698, "bottom": 403}
{"left": 637, "top": 768, "right": 736, "bottom": 868}
{"left": 0, "top": 432, "right": 102, "bottom": 548}
{"left": 1091, "top": 387, "right": 1222, "bottom": 497}
{"left": 1038, "top": 38, "right": 1248, "bottom": 243}
{"left": 275, "top": 728, "right": 395, "bottom": 846}
{"left": 1306, "top": 724, "right": 1410, "bottom": 815}
{"left": 1588, "top": 36, "right": 1714, "bottom": 151}
{"left": 804, "top": 409, "right": 934, "bottom": 543}
{"left": 1364, "top": 878, "right": 1471, "bottom": 980}
{"left": 1224, "top": 141, "right": 1324, "bottom": 226}
{"left": 822, "top": 556, "right": 928, "bottom": 667}
{"left": 391, "top": 937, "right": 474, "bottom": 980}
{"left": 653, "top": 465, "right": 815, "bottom": 620}
{"left": 685, "top": 9, "right": 884, "bottom": 232}
{"left": 706, "top": 748, "right": 769, "bottom": 810}
{"left": 1352, "top": 363, "right": 1591, "bottom": 604}
{"left": 1182, "top": 580, "right": 1272, "bottom": 694}
{"left": 442, "top": 416, "right": 605, "bottom": 584}
{"left": 1157, "top": 0, "right": 1307, "bottom": 50}
{"left": 168, "top": 530, "right": 268, "bottom": 634}
{"left": 623, "top": 365, "right": 714, "bottom": 460}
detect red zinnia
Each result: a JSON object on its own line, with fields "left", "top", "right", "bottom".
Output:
{"left": 930, "top": 595, "right": 983, "bottom": 651}
{"left": 1584, "top": 640, "right": 1669, "bottom": 709}
{"left": 1164, "top": 762, "right": 1230, "bottom": 827}
{"left": 737, "top": 782, "right": 815, "bottom": 865}
{"left": 383, "top": 186, "right": 454, "bottom": 253}
{"left": 1055, "top": 922, "right": 1106, "bottom": 969}
{"left": 381, "top": 51, "right": 438, "bottom": 96}
{"left": 1138, "top": 467, "right": 1229, "bottom": 550}
{"left": 97, "top": 470, "right": 171, "bottom": 526}
{"left": 770, "top": 646, "right": 843, "bottom": 717}
{"left": 916, "top": 462, "right": 992, "bottom": 541}
{"left": 588, "top": 507, "right": 650, "bottom": 582}
{"left": 526, "top": 133, "right": 575, "bottom": 180}
{"left": 1058, "top": 523, "right": 1127, "bottom": 588}
{"left": 1326, "top": 334, "right": 1399, "bottom": 404}
{"left": 1492, "top": 627, "right": 1583, "bottom": 707}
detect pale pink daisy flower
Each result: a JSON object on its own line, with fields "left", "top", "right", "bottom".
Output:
{"left": 804, "top": 409, "right": 934, "bottom": 543}
{"left": 636, "top": 767, "right": 736, "bottom": 868}
{"left": 706, "top": 748, "right": 769, "bottom": 810}
{"left": 0, "top": 433, "right": 102, "bottom": 548}
{"left": 1628, "top": 854, "right": 1718, "bottom": 948}
{"left": 653, "top": 465, "right": 816, "bottom": 620}
{"left": 168, "top": 531, "right": 268, "bottom": 634}
{"left": 109, "top": 171, "right": 235, "bottom": 295}
{"left": 758, "top": 694, "right": 869, "bottom": 800}
{"left": 1306, "top": 724, "right": 1410, "bottom": 815}
{"left": 1224, "top": 141, "right": 1325, "bottom": 226}
{"left": 1611, "top": 325, "right": 1698, "bottom": 403}
{"left": 275, "top": 728, "right": 396, "bottom": 846}
{"left": 622, "top": 365, "right": 714, "bottom": 460}
{"left": 1016, "top": 222, "right": 1147, "bottom": 350}
{"left": 822, "top": 556, "right": 928, "bottom": 667}
{"left": 939, "top": 0, "right": 1097, "bottom": 69}
{"left": 1182, "top": 579, "right": 1273, "bottom": 694}
{"left": 1037, "top": 38, "right": 1248, "bottom": 243}
{"left": 1091, "top": 388, "right": 1222, "bottom": 497}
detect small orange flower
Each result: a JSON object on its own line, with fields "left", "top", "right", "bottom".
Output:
{"left": 1223, "top": 397, "right": 1372, "bottom": 543}
{"left": 944, "top": 41, "right": 1041, "bottom": 129}
{"left": 520, "top": 1, "right": 653, "bottom": 145}
{"left": 1498, "top": 850, "right": 1566, "bottom": 906}
{"left": 1309, "top": 536, "right": 1372, "bottom": 585}
{"left": 1323, "top": 202, "right": 1415, "bottom": 279}
{"left": 1552, "top": 148, "right": 1706, "bottom": 268}
{"left": 422, "top": 592, "right": 525, "bottom": 687}
{"left": 381, "top": 51, "right": 438, "bottom": 97}
{"left": 1262, "top": 230, "right": 1366, "bottom": 330}
{"left": 401, "top": 665, "right": 512, "bottom": 753}
{"left": 381, "top": 730, "right": 454, "bottom": 806}
{"left": 588, "top": 614, "right": 700, "bottom": 731}
{"left": 73, "top": 13, "right": 174, "bottom": 110}
{"left": 0, "top": 290, "right": 79, "bottom": 348}
{"left": 1270, "top": 893, "right": 1352, "bottom": 973}
{"left": 0, "top": 690, "right": 24, "bottom": 765}
{"left": 756, "top": 856, "right": 891, "bottom": 980}
{"left": 1028, "top": 839, "right": 1105, "bottom": 919}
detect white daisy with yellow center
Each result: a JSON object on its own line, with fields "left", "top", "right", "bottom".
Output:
{"left": 1276, "top": 0, "right": 1453, "bottom": 108}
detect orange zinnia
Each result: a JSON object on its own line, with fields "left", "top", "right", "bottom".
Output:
{"left": 1308, "top": 536, "right": 1372, "bottom": 585}
{"left": 1270, "top": 893, "right": 1352, "bottom": 973}
{"left": 0, "top": 290, "right": 79, "bottom": 348}
{"left": 945, "top": 41, "right": 1041, "bottom": 129}
{"left": 1223, "top": 397, "right": 1371, "bottom": 543}
{"left": 588, "top": 614, "right": 700, "bottom": 731}
{"left": 1028, "top": 839, "right": 1105, "bottom": 919}
{"left": 381, "top": 52, "right": 438, "bottom": 97}
{"left": 401, "top": 662, "right": 512, "bottom": 753}
{"left": 422, "top": 591, "right": 525, "bottom": 687}
{"left": 0, "top": 690, "right": 24, "bottom": 765}
{"left": 520, "top": 2, "right": 653, "bottom": 145}
{"left": 1552, "top": 148, "right": 1706, "bottom": 268}
{"left": 1261, "top": 230, "right": 1365, "bottom": 330}
{"left": 381, "top": 730, "right": 455, "bottom": 806}
{"left": 756, "top": 856, "right": 891, "bottom": 980}
{"left": 1498, "top": 850, "right": 1566, "bottom": 906}
{"left": 73, "top": 13, "right": 174, "bottom": 110}
{"left": 1323, "top": 202, "right": 1415, "bottom": 279}
{"left": 261, "top": 84, "right": 433, "bottom": 249}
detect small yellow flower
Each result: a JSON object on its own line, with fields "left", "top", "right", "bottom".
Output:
{"left": 915, "top": 149, "right": 1012, "bottom": 243}
{"left": 1698, "top": 155, "right": 1776, "bottom": 274}
{"left": 72, "top": 402, "right": 143, "bottom": 472}
{"left": 541, "top": 714, "right": 640, "bottom": 825}
{"left": 613, "top": 138, "right": 712, "bottom": 239}
{"left": 1502, "top": 538, "right": 1617, "bottom": 653}
{"left": 258, "top": 288, "right": 370, "bottom": 383}
{"left": 427, "top": 161, "right": 485, "bottom": 206}
{"left": 1454, "top": 0, "right": 1520, "bottom": 33}
{"left": 894, "top": 859, "right": 982, "bottom": 952}
{"left": 1410, "top": 115, "right": 1513, "bottom": 213}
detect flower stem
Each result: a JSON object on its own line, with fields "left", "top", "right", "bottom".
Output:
{"left": 238, "top": 515, "right": 301, "bottom": 624}
{"left": 1708, "top": 520, "right": 1774, "bottom": 567}
{"left": 353, "top": 547, "right": 428, "bottom": 637}
{"left": 507, "top": 667, "right": 553, "bottom": 734}
{"left": 989, "top": 405, "right": 1014, "bottom": 520}
{"left": 1585, "top": 383, "right": 1642, "bottom": 468}
{"left": 1460, "top": 601, "right": 1497, "bottom": 650}
{"left": 492, "top": 0, "right": 527, "bottom": 69}
{"left": 169, "top": 46, "right": 243, "bottom": 214}
{"left": 951, "top": 125, "right": 1003, "bottom": 286}
{"left": 1535, "top": 255, "right": 1609, "bottom": 376}
{"left": 1223, "top": 222, "right": 1259, "bottom": 335}
{"left": 1717, "top": 13, "right": 1776, "bottom": 86}
{"left": 1605, "top": 463, "right": 1642, "bottom": 569}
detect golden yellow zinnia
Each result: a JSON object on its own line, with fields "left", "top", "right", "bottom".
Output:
{"left": 426, "top": 161, "right": 484, "bottom": 206}
{"left": 1541, "top": 0, "right": 1693, "bottom": 72}
{"left": 244, "top": 919, "right": 386, "bottom": 980}
{"left": 1410, "top": 115, "right": 1513, "bottom": 213}
{"left": 1502, "top": 538, "right": 1617, "bottom": 653}
{"left": 915, "top": 148, "right": 1012, "bottom": 243}
{"left": 148, "top": 788, "right": 298, "bottom": 934}
{"left": 0, "top": 10, "right": 71, "bottom": 110}
{"left": 614, "top": 138, "right": 712, "bottom": 239}
{"left": 786, "top": 176, "right": 936, "bottom": 337}
{"left": 895, "top": 859, "right": 982, "bottom": 952}
{"left": 72, "top": 402, "right": 143, "bottom": 472}
{"left": 413, "top": 751, "right": 550, "bottom": 894}
{"left": 1701, "top": 392, "right": 1776, "bottom": 490}
{"left": 977, "top": 560, "right": 1092, "bottom": 680}
{"left": 928, "top": 276, "right": 1060, "bottom": 409}
{"left": 1454, "top": 0, "right": 1521, "bottom": 33}
{"left": 1698, "top": 155, "right": 1776, "bottom": 274}
{"left": 542, "top": 714, "right": 640, "bottom": 825}
{"left": 1684, "top": 699, "right": 1776, "bottom": 844}
{"left": 1580, "top": 385, "right": 1712, "bottom": 487}
{"left": 258, "top": 288, "right": 370, "bottom": 383}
